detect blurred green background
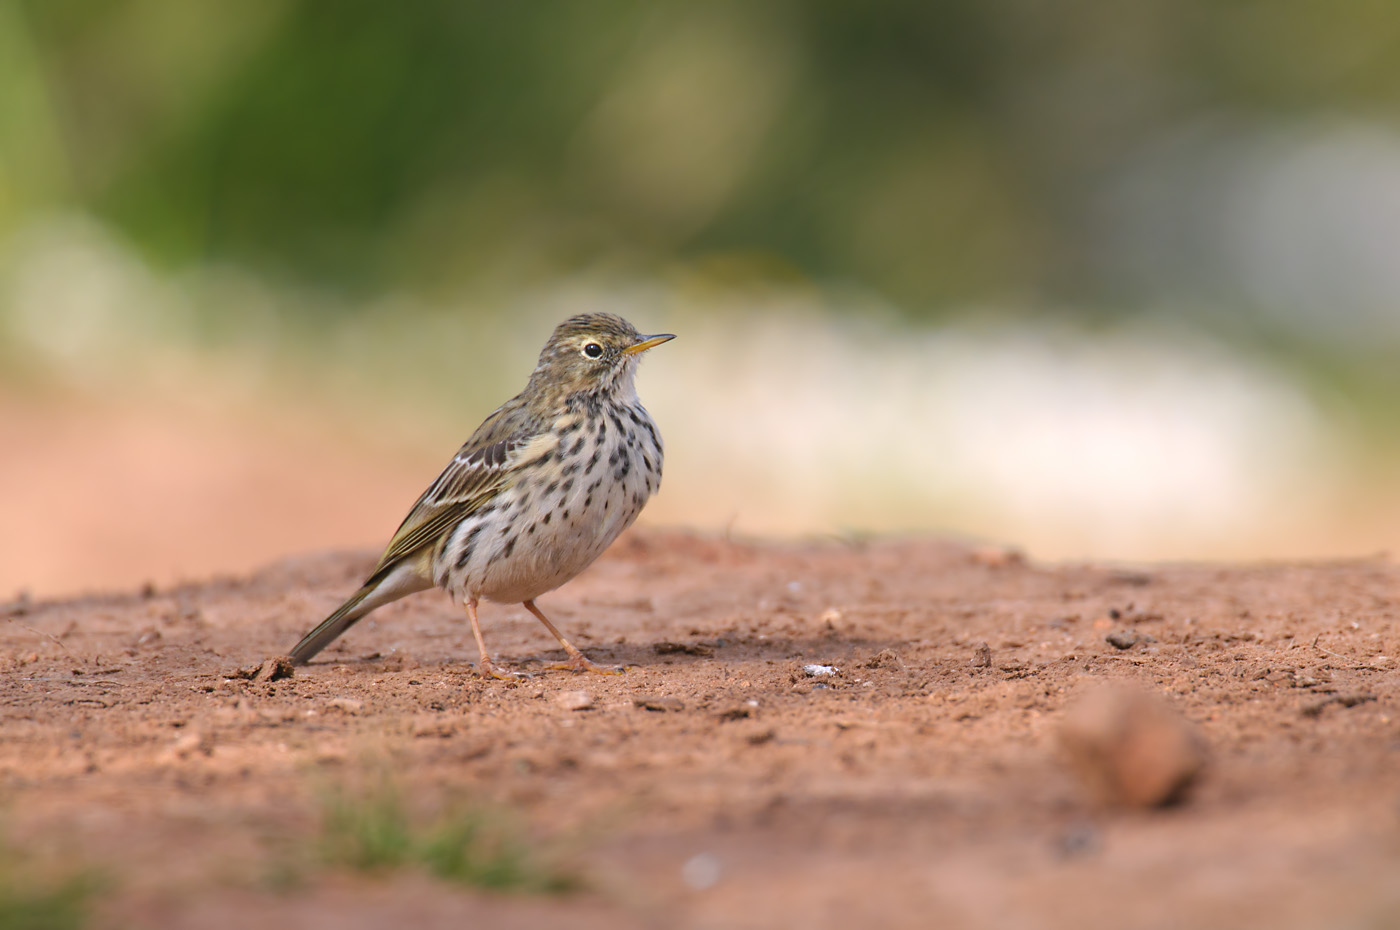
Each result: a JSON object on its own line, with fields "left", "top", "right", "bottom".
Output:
{"left": 3, "top": 0, "right": 1400, "bottom": 595}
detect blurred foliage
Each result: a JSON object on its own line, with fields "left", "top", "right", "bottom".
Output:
{"left": 6, "top": 0, "right": 1400, "bottom": 313}
{"left": 0, "top": 829, "right": 101, "bottom": 930}
{"left": 316, "top": 783, "right": 578, "bottom": 894}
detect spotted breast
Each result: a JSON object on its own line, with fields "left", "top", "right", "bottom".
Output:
{"left": 434, "top": 394, "right": 663, "bottom": 605}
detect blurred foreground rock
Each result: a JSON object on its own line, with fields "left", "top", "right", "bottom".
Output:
{"left": 1059, "top": 685, "right": 1206, "bottom": 808}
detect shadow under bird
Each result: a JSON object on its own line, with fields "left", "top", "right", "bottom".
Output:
{"left": 287, "top": 313, "right": 674, "bottom": 679}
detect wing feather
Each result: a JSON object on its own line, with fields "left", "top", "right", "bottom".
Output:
{"left": 370, "top": 434, "right": 524, "bottom": 575}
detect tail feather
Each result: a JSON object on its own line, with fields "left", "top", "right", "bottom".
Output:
{"left": 289, "top": 558, "right": 435, "bottom": 664}
{"left": 289, "top": 584, "right": 377, "bottom": 664}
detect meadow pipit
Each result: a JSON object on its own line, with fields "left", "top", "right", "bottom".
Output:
{"left": 287, "top": 313, "right": 673, "bottom": 679}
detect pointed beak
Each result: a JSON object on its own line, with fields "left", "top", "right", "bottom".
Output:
{"left": 622, "top": 333, "right": 676, "bottom": 356}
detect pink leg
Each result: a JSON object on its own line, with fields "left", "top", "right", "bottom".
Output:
{"left": 465, "top": 597, "right": 517, "bottom": 681}
{"left": 523, "top": 599, "right": 622, "bottom": 675}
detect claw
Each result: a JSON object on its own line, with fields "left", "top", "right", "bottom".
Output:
{"left": 547, "top": 653, "right": 624, "bottom": 675}
{"left": 477, "top": 657, "right": 522, "bottom": 681}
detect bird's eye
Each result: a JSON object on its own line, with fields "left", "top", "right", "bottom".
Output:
{"left": 583, "top": 342, "right": 604, "bottom": 359}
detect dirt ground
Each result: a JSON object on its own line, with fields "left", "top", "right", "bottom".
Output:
{"left": 3, "top": 529, "right": 1399, "bottom": 929}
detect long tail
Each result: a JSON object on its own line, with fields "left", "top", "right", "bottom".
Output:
{"left": 289, "top": 584, "right": 378, "bottom": 664}
{"left": 288, "top": 561, "right": 433, "bottom": 664}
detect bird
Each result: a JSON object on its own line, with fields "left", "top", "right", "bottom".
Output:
{"left": 287, "top": 313, "right": 673, "bottom": 679}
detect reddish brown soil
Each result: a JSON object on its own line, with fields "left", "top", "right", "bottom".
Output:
{"left": 3, "top": 530, "right": 1399, "bottom": 929}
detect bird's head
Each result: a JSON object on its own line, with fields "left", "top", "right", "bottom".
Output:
{"left": 528, "top": 313, "right": 674, "bottom": 402}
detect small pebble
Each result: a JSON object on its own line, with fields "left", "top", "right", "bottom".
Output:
{"left": 1105, "top": 630, "right": 1154, "bottom": 650}
{"left": 681, "top": 853, "right": 721, "bottom": 890}
{"left": 1059, "top": 685, "right": 1205, "bottom": 808}
{"left": 556, "top": 690, "right": 595, "bottom": 711}
{"left": 971, "top": 642, "right": 992, "bottom": 668}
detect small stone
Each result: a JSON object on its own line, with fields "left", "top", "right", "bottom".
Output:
{"left": 970, "top": 643, "right": 992, "bottom": 668}
{"left": 1059, "top": 685, "right": 1205, "bottom": 808}
{"left": 1105, "top": 630, "right": 1144, "bottom": 650}
{"left": 556, "top": 690, "right": 595, "bottom": 711}
{"left": 681, "top": 853, "right": 721, "bottom": 890}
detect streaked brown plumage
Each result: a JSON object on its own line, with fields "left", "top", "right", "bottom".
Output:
{"left": 287, "top": 313, "right": 673, "bottom": 678}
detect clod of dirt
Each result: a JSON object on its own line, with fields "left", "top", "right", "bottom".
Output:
{"left": 556, "top": 690, "right": 595, "bottom": 711}
{"left": 1105, "top": 630, "right": 1154, "bottom": 650}
{"left": 255, "top": 656, "right": 295, "bottom": 682}
{"left": 971, "top": 643, "right": 992, "bottom": 668}
{"left": 325, "top": 697, "right": 364, "bottom": 714}
{"left": 634, "top": 696, "right": 685, "bottom": 712}
{"left": 803, "top": 664, "right": 839, "bottom": 677}
{"left": 228, "top": 656, "right": 295, "bottom": 681}
{"left": 654, "top": 641, "right": 715, "bottom": 657}
{"left": 1059, "top": 685, "right": 1206, "bottom": 808}
{"left": 865, "top": 649, "right": 902, "bottom": 669}
{"left": 1301, "top": 693, "right": 1377, "bottom": 718}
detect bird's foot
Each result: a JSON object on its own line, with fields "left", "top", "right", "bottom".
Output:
{"left": 547, "top": 652, "right": 624, "bottom": 675}
{"left": 477, "top": 657, "right": 524, "bottom": 681}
